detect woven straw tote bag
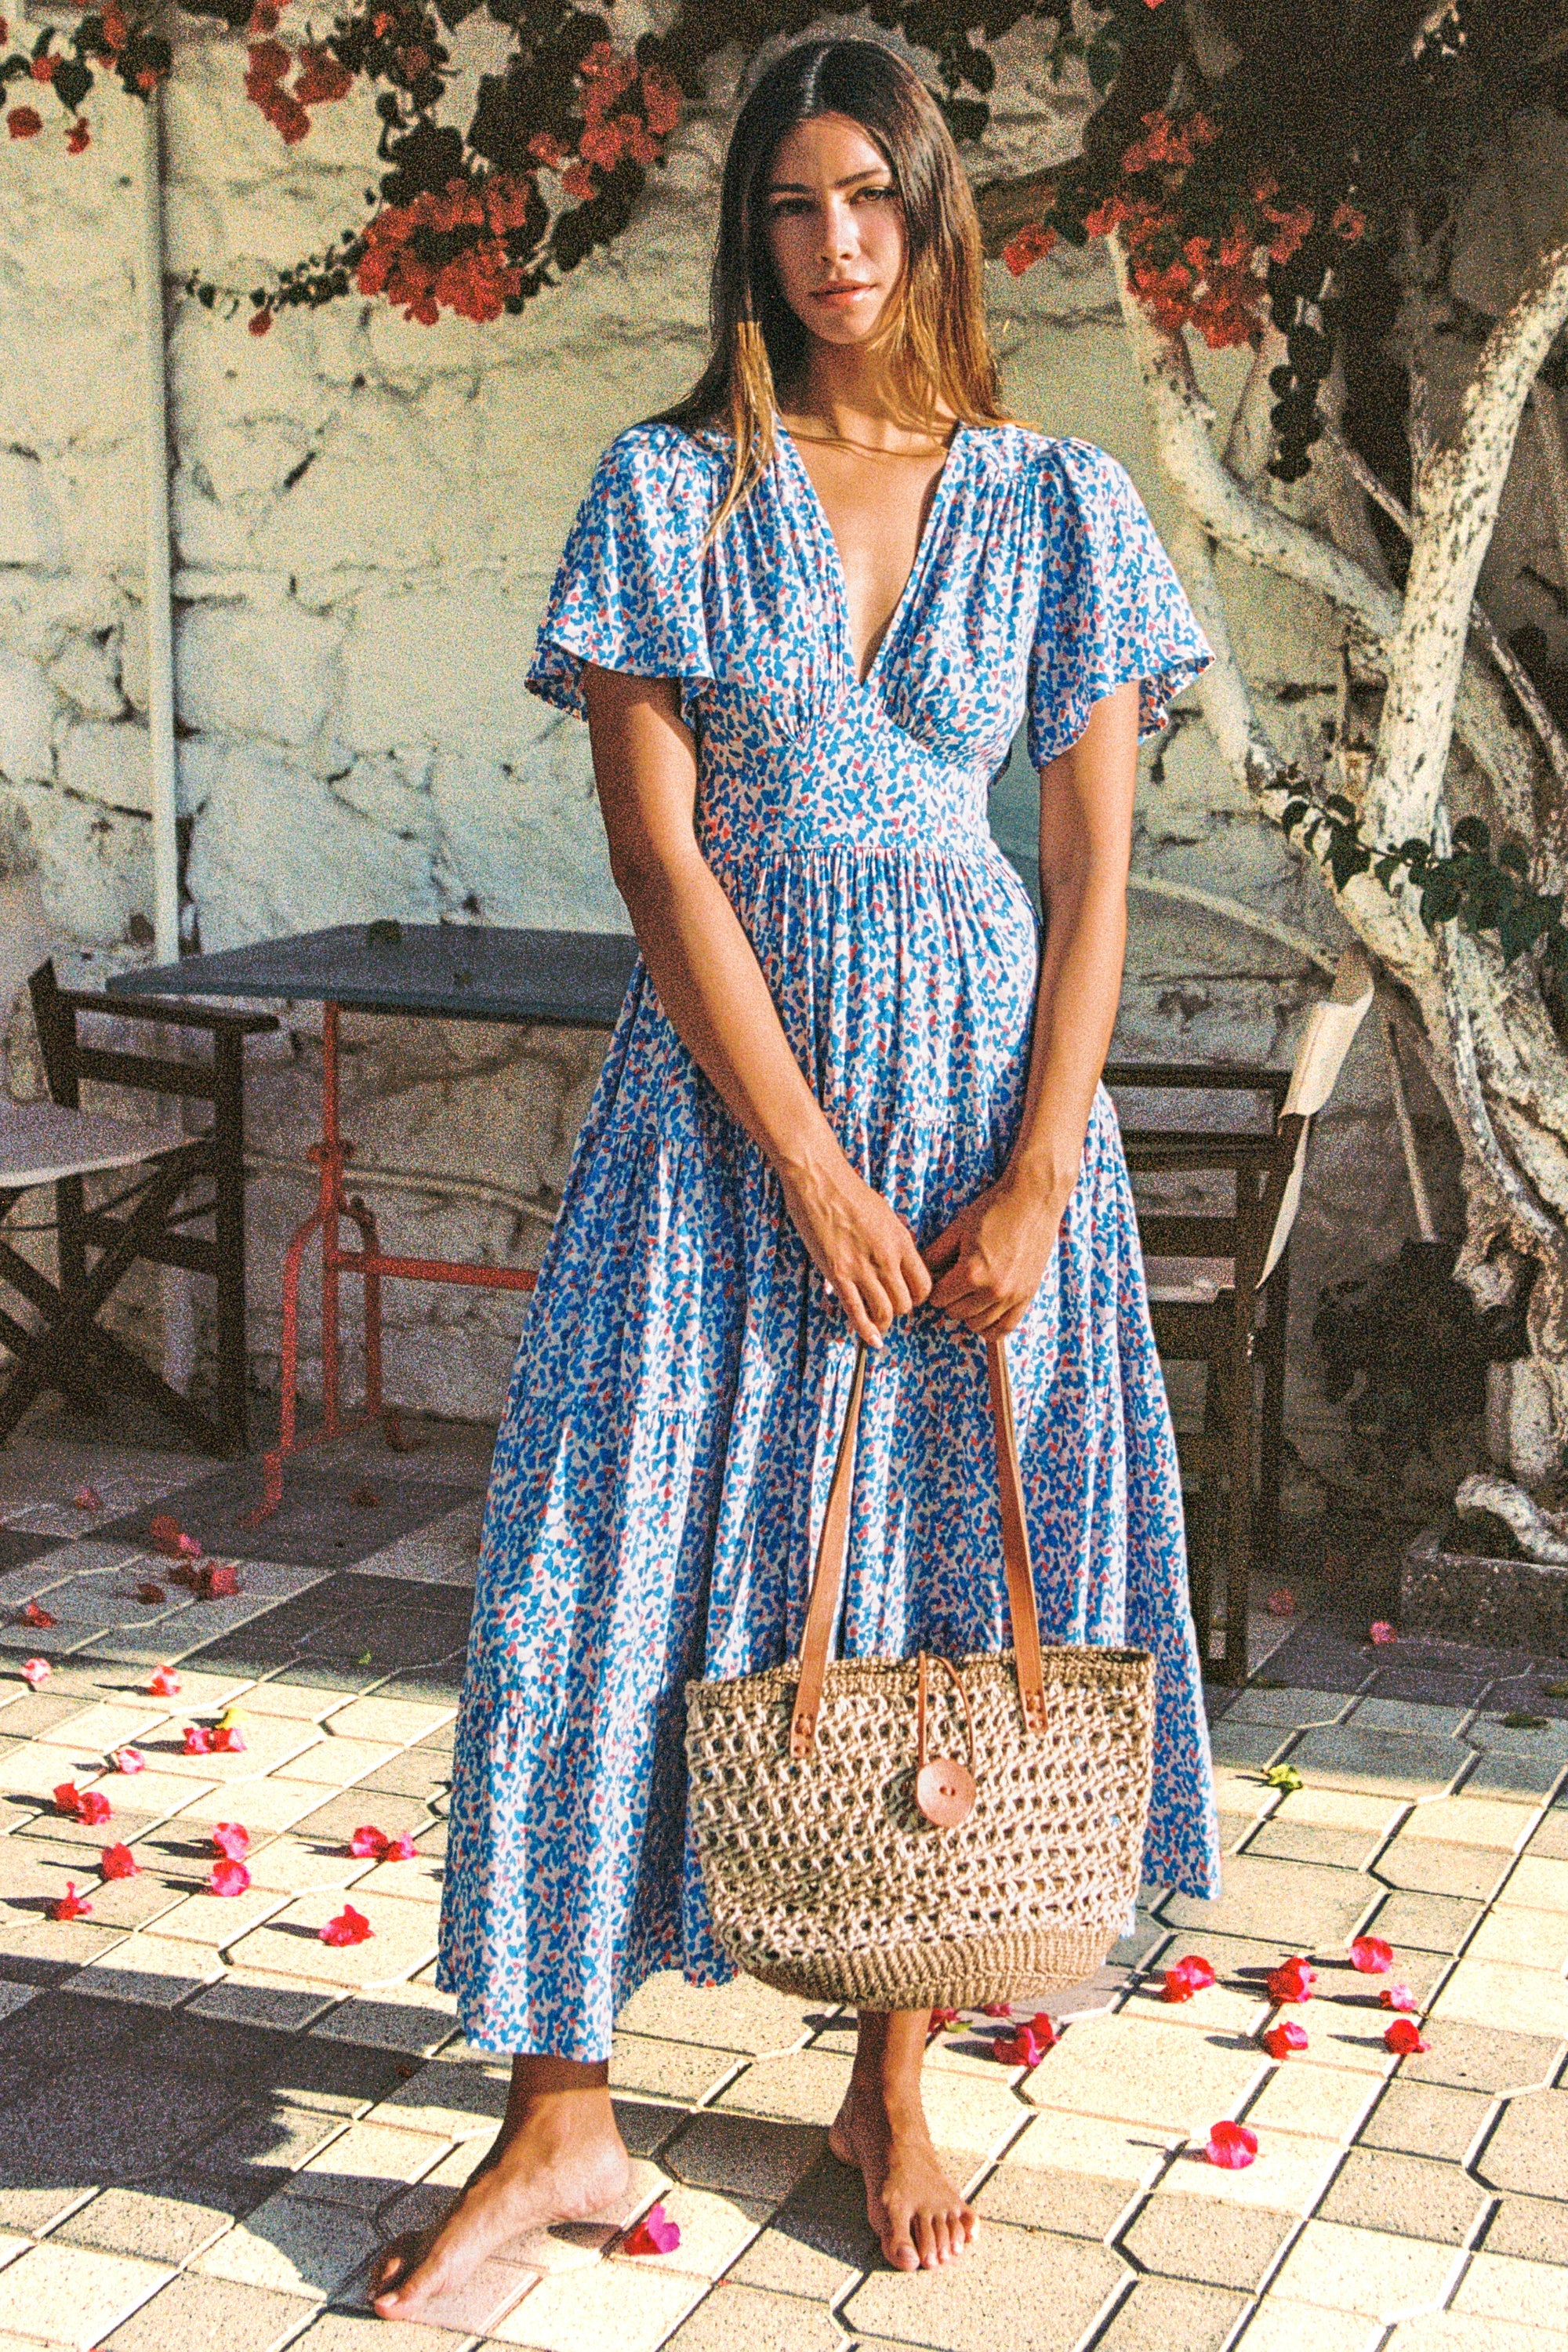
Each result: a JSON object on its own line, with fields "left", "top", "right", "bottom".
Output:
{"left": 684, "top": 1332, "right": 1157, "bottom": 2009}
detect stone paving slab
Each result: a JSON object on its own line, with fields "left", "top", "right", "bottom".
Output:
{"left": 2, "top": 1414, "right": 1568, "bottom": 2350}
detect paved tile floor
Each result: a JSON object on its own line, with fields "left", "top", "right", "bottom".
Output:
{"left": 0, "top": 1402, "right": 1564, "bottom": 2350}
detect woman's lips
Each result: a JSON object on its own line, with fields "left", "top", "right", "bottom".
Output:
{"left": 811, "top": 283, "right": 873, "bottom": 301}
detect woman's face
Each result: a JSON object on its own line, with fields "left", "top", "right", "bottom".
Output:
{"left": 761, "top": 111, "right": 906, "bottom": 352}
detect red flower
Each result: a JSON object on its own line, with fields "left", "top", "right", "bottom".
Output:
{"left": 1265, "top": 1590, "right": 1295, "bottom": 1617}
{"left": 981, "top": 2003, "right": 1011, "bottom": 2019}
{"left": 1263, "top": 2021, "right": 1308, "bottom": 2059}
{"left": 20, "top": 1658, "right": 50, "bottom": 1689}
{"left": 1370, "top": 1622, "right": 1396, "bottom": 1645}
{"left": 351, "top": 1825, "right": 419, "bottom": 1863}
{"left": 1331, "top": 200, "right": 1367, "bottom": 245}
{"left": 48, "top": 1880, "right": 92, "bottom": 1922}
{"left": 209, "top": 1857, "right": 251, "bottom": 1897}
{"left": 100, "top": 1843, "right": 139, "bottom": 1879}
{"left": 249, "top": 309, "right": 274, "bottom": 336}
{"left": 211, "top": 1822, "right": 250, "bottom": 1860}
{"left": 73, "top": 1485, "right": 103, "bottom": 1510}
{"left": 136, "top": 1582, "right": 166, "bottom": 1605}
{"left": 1003, "top": 223, "right": 1058, "bottom": 278}
{"left": 320, "top": 1903, "right": 374, "bottom": 1947}
{"left": 1385, "top": 2016, "right": 1428, "bottom": 2055}
{"left": 147, "top": 1664, "right": 182, "bottom": 1695}
{"left": 20, "top": 1600, "right": 55, "bottom": 1628}
{"left": 111, "top": 1747, "right": 144, "bottom": 1775}
{"left": 147, "top": 1514, "right": 202, "bottom": 1559}
{"left": 1349, "top": 1936, "right": 1394, "bottom": 1975}
{"left": 135, "top": 64, "right": 160, "bottom": 91}
{"left": 53, "top": 1782, "right": 97, "bottom": 1821}
{"left": 622, "top": 2201, "right": 681, "bottom": 2256}
{"left": 102, "top": 1, "right": 128, "bottom": 48}
{"left": 561, "top": 162, "right": 595, "bottom": 202}
{"left": 994, "top": 2018, "right": 1056, "bottom": 2067}
{"left": 1206, "top": 2120, "right": 1258, "bottom": 2169}
{"left": 30, "top": 53, "right": 56, "bottom": 82}
{"left": 199, "top": 1563, "right": 242, "bottom": 1599}
{"left": 212, "top": 1724, "right": 245, "bottom": 1753}
{"left": 1266, "top": 1956, "right": 1317, "bottom": 2004}
{"left": 292, "top": 44, "right": 353, "bottom": 106}
{"left": 183, "top": 1724, "right": 216, "bottom": 1755}
{"left": 1380, "top": 1984, "right": 1418, "bottom": 2012}
{"left": 1161, "top": 1955, "right": 1216, "bottom": 2003}
{"left": 79, "top": 1790, "right": 112, "bottom": 1825}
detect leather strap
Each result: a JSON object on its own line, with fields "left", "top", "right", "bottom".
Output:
{"left": 789, "top": 1334, "right": 1049, "bottom": 1758}
{"left": 916, "top": 1651, "right": 975, "bottom": 1774}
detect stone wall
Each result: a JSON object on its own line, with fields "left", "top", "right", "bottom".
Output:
{"left": 3, "top": 10, "right": 1539, "bottom": 1522}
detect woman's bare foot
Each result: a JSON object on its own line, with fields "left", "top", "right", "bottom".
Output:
{"left": 828, "top": 2009, "right": 975, "bottom": 2272}
{"left": 370, "top": 2056, "right": 631, "bottom": 2323}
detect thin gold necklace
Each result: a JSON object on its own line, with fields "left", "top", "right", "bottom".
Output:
{"left": 781, "top": 422, "right": 957, "bottom": 459}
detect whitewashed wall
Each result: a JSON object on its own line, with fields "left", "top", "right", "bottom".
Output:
{"left": 3, "top": 11, "right": 1525, "bottom": 1515}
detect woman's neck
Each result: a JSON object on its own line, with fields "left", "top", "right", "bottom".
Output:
{"left": 777, "top": 354, "right": 956, "bottom": 455}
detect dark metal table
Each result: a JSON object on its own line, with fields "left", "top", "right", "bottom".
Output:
{"left": 118, "top": 923, "right": 639, "bottom": 1514}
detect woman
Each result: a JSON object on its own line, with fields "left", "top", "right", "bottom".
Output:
{"left": 374, "top": 34, "right": 1220, "bottom": 2318}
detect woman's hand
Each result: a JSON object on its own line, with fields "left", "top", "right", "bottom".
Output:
{"left": 921, "top": 1168, "right": 1072, "bottom": 1339}
{"left": 778, "top": 1149, "right": 932, "bottom": 1349}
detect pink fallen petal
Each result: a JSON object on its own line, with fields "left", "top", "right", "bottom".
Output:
{"left": 100, "top": 1843, "right": 139, "bottom": 1880}
{"left": 20, "top": 1599, "right": 56, "bottom": 1628}
{"left": 350, "top": 1824, "right": 387, "bottom": 1859}
{"left": 1349, "top": 1936, "right": 1394, "bottom": 1974}
{"left": 622, "top": 2201, "right": 681, "bottom": 2256}
{"left": 993, "top": 2030, "right": 1044, "bottom": 2067}
{"left": 147, "top": 1664, "right": 182, "bottom": 1697}
{"left": 980, "top": 2002, "right": 1011, "bottom": 2018}
{"left": 209, "top": 1857, "right": 251, "bottom": 1897}
{"left": 1263, "top": 2021, "right": 1308, "bottom": 2059}
{"left": 111, "top": 1747, "right": 145, "bottom": 1775}
{"left": 48, "top": 1880, "right": 93, "bottom": 1922}
{"left": 53, "top": 1782, "right": 84, "bottom": 1817}
{"left": 76, "top": 1790, "right": 112, "bottom": 1826}
{"left": 381, "top": 1832, "right": 418, "bottom": 1862}
{"left": 21, "top": 1658, "right": 52, "bottom": 1690}
{"left": 1161, "top": 1954, "right": 1217, "bottom": 2002}
{"left": 319, "top": 1902, "right": 374, "bottom": 1947}
{"left": 1369, "top": 1621, "right": 1396, "bottom": 1644}
{"left": 1205, "top": 2120, "right": 1258, "bottom": 2169}
{"left": 211, "top": 1724, "right": 245, "bottom": 1753}
{"left": 1265, "top": 1588, "right": 1296, "bottom": 1616}
{"left": 1027, "top": 2013, "right": 1061, "bottom": 2052}
{"left": 182, "top": 1724, "right": 215, "bottom": 1755}
{"left": 72, "top": 1485, "right": 103, "bottom": 1510}
{"left": 1380, "top": 1984, "right": 1418, "bottom": 2013}
{"left": 176, "top": 1531, "right": 204, "bottom": 1559}
{"left": 135, "top": 1581, "right": 167, "bottom": 1605}
{"left": 211, "top": 1822, "right": 250, "bottom": 1860}
{"left": 1384, "top": 2016, "right": 1429, "bottom": 2055}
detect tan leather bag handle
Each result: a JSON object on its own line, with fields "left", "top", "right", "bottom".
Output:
{"left": 789, "top": 1335, "right": 1048, "bottom": 1759}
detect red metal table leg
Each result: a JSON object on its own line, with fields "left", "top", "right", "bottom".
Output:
{"left": 248, "top": 998, "right": 537, "bottom": 1525}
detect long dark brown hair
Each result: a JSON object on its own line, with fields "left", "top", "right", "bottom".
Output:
{"left": 650, "top": 37, "right": 1016, "bottom": 544}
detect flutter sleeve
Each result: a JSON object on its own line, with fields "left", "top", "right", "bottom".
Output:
{"left": 1026, "top": 437, "right": 1213, "bottom": 771}
{"left": 525, "top": 423, "right": 717, "bottom": 733}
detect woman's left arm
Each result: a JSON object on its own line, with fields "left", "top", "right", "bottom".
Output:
{"left": 924, "top": 677, "right": 1139, "bottom": 1336}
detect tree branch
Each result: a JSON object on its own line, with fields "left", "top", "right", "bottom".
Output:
{"left": 1319, "top": 414, "right": 1568, "bottom": 797}
{"left": 1364, "top": 197, "right": 1568, "bottom": 848}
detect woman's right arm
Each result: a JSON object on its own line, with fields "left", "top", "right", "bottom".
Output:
{"left": 582, "top": 659, "right": 929, "bottom": 1349}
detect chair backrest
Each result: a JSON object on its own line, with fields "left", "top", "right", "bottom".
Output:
{"left": 1254, "top": 943, "right": 1375, "bottom": 1287}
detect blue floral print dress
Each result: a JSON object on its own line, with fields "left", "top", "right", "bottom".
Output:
{"left": 437, "top": 415, "right": 1222, "bottom": 2059}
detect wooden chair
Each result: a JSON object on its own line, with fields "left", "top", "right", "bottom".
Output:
{"left": 0, "top": 962, "right": 278, "bottom": 1455}
{"left": 1107, "top": 944, "right": 1376, "bottom": 1683}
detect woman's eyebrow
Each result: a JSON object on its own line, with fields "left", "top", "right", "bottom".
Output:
{"left": 766, "top": 169, "right": 895, "bottom": 194}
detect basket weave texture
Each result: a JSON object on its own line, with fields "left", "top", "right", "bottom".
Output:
{"left": 684, "top": 1641, "right": 1156, "bottom": 2008}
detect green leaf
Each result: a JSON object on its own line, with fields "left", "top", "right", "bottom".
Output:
{"left": 354, "top": 1650, "right": 373, "bottom": 1666}
{"left": 1323, "top": 793, "right": 1357, "bottom": 819}
{"left": 1542, "top": 1681, "right": 1568, "bottom": 1698}
{"left": 1498, "top": 840, "right": 1531, "bottom": 877}
{"left": 1452, "top": 815, "right": 1490, "bottom": 854}
{"left": 1500, "top": 1710, "right": 1548, "bottom": 1730}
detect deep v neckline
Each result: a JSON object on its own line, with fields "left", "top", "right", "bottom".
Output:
{"left": 775, "top": 417, "right": 967, "bottom": 691}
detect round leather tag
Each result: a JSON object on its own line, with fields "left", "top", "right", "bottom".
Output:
{"left": 915, "top": 1755, "right": 977, "bottom": 1828}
